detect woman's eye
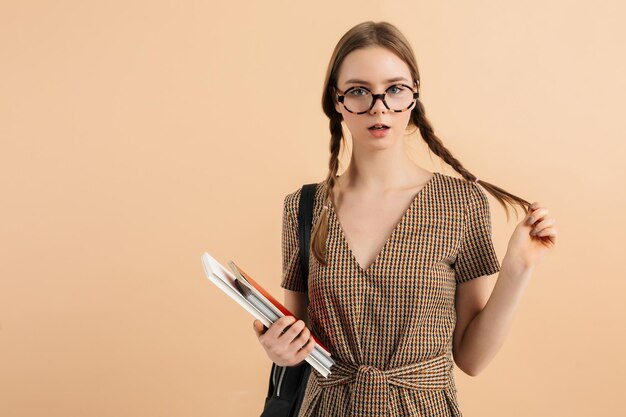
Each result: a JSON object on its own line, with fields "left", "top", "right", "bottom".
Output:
{"left": 387, "top": 85, "right": 403, "bottom": 94}
{"left": 348, "top": 88, "right": 368, "bottom": 96}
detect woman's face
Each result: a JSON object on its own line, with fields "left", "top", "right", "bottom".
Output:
{"left": 334, "top": 46, "right": 417, "bottom": 150}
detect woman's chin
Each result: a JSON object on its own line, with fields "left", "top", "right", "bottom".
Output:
{"left": 353, "top": 131, "right": 400, "bottom": 149}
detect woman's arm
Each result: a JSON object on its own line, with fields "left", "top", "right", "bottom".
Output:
{"left": 452, "top": 257, "right": 533, "bottom": 376}
{"left": 452, "top": 201, "right": 556, "bottom": 376}
{"left": 284, "top": 289, "right": 310, "bottom": 328}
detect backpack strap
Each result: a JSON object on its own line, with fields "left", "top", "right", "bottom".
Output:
{"left": 297, "top": 183, "right": 318, "bottom": 296}
{"left": 261, "top": 184, "right": 319, "bottom": 416}
{"left": 282, "top": 183, "right": 316, "bottom": 416}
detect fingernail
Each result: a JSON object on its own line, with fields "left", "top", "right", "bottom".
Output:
{"left": 527, "top": 216, "right": 533, "bottom": 225}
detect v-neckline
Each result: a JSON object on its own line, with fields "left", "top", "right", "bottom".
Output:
{"left": 326, "top": 172, "right": 439, "bottom": 274}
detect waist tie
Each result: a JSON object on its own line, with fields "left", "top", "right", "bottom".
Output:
{"left": 312, "top": 353, "right": 453, "bottom": 417}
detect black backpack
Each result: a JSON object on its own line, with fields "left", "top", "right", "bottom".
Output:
{"left": 260, "top": 183, "right": 318, "bottom": 417}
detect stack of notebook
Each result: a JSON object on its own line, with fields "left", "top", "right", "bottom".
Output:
{"left": 201, "top": 251, "right": 335, "bottom": 377}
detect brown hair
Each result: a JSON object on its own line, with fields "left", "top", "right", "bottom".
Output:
{"left": 311, "top": 20, "right": 531, "bottom": 265}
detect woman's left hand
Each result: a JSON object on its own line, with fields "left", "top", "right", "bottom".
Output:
{"left": 505, "top": 201, "right": 558, "bottom": 270}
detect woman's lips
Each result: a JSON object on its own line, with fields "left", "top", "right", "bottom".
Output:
{"left": 368, "top": 124, "right": 389, "bottom": 129}
{"left": 368, "top": 126, "right": 390, "bottom": 137}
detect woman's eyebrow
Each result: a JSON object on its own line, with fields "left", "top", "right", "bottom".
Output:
{"left": 344, "top": 77, "right": 409, "bottom": 85}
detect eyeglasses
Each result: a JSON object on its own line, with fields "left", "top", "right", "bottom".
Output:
{"left": 335, "top": 82, "right": 420, "bottom": 114}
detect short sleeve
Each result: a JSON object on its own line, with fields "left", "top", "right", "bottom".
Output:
{"left": 279, "top": 192, "right": 306, "bottom": 292}
{"left": 453, "top": 183, "right": 501, "bottom": 284}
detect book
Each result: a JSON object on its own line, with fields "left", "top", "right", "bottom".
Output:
{"left": 200, "top": 251, "right": 335, "bottom": 377}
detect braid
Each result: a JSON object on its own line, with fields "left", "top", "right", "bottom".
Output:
{"left": 411, "top": 99, "right": 478, "bottom": 182}
{"left": 410, "top": 99, "right": 530, "bottom": 220}
{"left": 310, "top": 116, "right": 343, "bottom": 265}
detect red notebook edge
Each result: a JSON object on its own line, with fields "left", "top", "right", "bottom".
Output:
{"left": 231, "top": 261, "right": 331, "bottom": 355}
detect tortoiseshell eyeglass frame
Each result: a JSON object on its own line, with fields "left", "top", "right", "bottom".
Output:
{"left": 335, "top": 80, "right": 420, "bottom": 114}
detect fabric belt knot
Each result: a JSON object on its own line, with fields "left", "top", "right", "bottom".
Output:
{"left": 313, "top": 353, "right": 453, "bottom": 417}
{"left": 353, "top": 364, "right": 389, "bottom": 417}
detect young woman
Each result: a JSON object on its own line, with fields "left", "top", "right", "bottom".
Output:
{"left": 253, "top": 21, "right": 557, "bottom": 417}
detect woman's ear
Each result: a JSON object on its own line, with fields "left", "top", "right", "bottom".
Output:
{"left": 330, "top": 87, "right": 343, "bottom": 114}
{"left": 332, "top": 89, "right": 343, "bottom": 115}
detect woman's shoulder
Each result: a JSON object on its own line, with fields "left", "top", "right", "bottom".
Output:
{"left": 432, "top": 171, "right": 488, "bottom": 210}
{"left": 434, "top": 171, "right": 474, "bottom": 189}
{"left": 434, "top": 172, "right": 480, "bottom": 197}
{"left": 283, "top": 187, "right": 301, "bottom": 215}
{"left": 282, "top": 181, "right": 326, "bottom": 213}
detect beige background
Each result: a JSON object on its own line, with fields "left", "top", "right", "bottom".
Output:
{"left": 1, "top": 1, "right": 624, "bottom": 416}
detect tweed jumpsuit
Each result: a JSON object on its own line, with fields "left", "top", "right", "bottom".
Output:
{"left": 280, "top": 171, "right": 501, "bottom": 417}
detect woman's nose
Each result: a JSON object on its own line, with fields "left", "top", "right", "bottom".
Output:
{"left": 369, "top": 95, "right": 388, "bottom": 114}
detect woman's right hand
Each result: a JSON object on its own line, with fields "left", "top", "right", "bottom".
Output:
{"left": 253, "top": 316, "right": 316, "bottom": 366}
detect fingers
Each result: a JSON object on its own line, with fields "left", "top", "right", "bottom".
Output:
{"left": 525, "top": 201, "right": 558, "bottom": 245}
{"left": 530, "top": 217, "right": 556, "bottom": 236}
{"left": 279, "top": 319, "right": 307, "bottom": 344}
{"left": 293, "top": 334, "right": 317, "bottom": 363}
{"left": 291, "top": 325, "right": 311, "bottom": 349}
{"left": 255, "top": 316, "right": 315, "bottom": 364}
{"left": 264, "top": 315, "right": 299, "bottom": 340}
{"left": 526, "top": 207, "right": 548, "bottom": 225}
{"left": 285, "top": 322, "right": 314, "bottom": 360}
{"left": 253, "top": 319, "right": 267, "bottom": 337}
{"left": 525, "top": 201, "right": 539, "bottom": 216}
{"left": 535, "top": 227, "right": 558, "bottom": 238}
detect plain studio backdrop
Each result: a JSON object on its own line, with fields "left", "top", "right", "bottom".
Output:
{"left": 1, "top": 1, "right": 624, "bottom": 416}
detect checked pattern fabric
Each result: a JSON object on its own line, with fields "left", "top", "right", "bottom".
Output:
{"left": 280, "top": 172, "right": 501, "bottom": 416}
